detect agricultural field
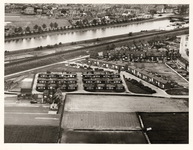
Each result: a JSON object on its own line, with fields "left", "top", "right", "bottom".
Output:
{"left": 4, "top": 125, "right": 59, "bottom": 143}
{"left": 64, "top": 95, "right": 188, "bottom": 112}
{"left": 140, "top": 112, "right": 188, "bottom": 144}
{"left": 61, "top": 130, "right": 147, "bottom": 144}
{"left": 132, "top": 63, "right": 189, "bottom": 88}
{"left": 62, "top": 112, "right": 141, "bottom": 130}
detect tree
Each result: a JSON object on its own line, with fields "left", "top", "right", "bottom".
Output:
{"left": 34, "top": 25, "right": 38, "bottom": 31}
{"left": 149, "top": 9, "right": 156, "bottom": 16}
{"left": 50, "top": 22, "right": 54, "bottom": 29}
{"left": 53, "top": 88, "right": 63, "bottom": 104}
{"left": 54, "top": 22, "right": 58, "bottom": 28}
{"left": 25, "top": 26, "right": 30, "bottom": 32}
{"left": 38, "top": 26, "right": 43, "bottom": 33}
{"left": 18, "top": 27, "right": 23, "bottom": 33}
{"left": 61, "top": 9, "right": 66, "bottom": 14}
{"left": 92, "top": 19, "right": 97, "bottom": 25}
{"left": 42, "top": 24, "right": 47, "bottom": 30}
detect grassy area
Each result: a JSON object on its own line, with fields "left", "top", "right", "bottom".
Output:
{"left": 124, "top": 77, "right": 156, "bottom": 94}
{"left": 140, "top": 112, "right": 188, "bottom": 144}
{"left": 125, "top": 80, "right": 151, "bottom": 94}
{"left": 166, "top": 88, "right": 189, "bottom": 95}
{"left": 5, "top": 51, "right": 88, "bottom": 75}
{"left": 62, "top": 130, "right": 147, "bottom": 144}
{"left": 5, "top": 15, "right": 70, "bottom": 29}
{"left": 4, "top": 125, "right": 59, "bottom": 143}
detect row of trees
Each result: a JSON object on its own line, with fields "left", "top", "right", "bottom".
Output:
{"left": 6, "top": 14, "right": 151, "bottom": 38}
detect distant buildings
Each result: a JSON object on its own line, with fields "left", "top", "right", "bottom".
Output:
{"left": 24, "top": 7, "right": 35, "bottom": 15}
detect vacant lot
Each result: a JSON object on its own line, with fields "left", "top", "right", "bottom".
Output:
{"left": 132, "top": 63, "right": 189, "bottom": 88}
{"left": 61, "top": 130, "right": 147, "bottom": 144}
{"left": 140, "top": 112, "right": 188, "bottom": 144}
{"left": 64, "top": 95, "right": 188, "bottom": 112}
{"left": 62, "top": 112, "right": 141, "bottom": 130}
{"left": 4, "top": 125, "right": 59, "bottom": 143}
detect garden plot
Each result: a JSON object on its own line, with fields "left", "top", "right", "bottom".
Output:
{"left": 132, "top": 63, "right": 189, "bottom": 88}
{"left": 62, "top": 112, "right": 141, "bottom": 130}
{"left": 64, "top": 95, "right": 188, "bottom": 112}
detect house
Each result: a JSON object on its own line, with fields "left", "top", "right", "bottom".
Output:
{"left": 96, "top": 84, "right": 105, "bottom": 90}
{"left": 176, "top": 57, "right": 189, "bottom": 71}
{"left": 36, "top": 83, "right": 46, "bottom": 92}
{"left": 36, "top": 9, "right": 42, "bottom": 15}
{"left": 67, "top": 84, "right": 78, "bottom": 90}
{"left": 83, "top": 84, "right": 95, "bottom": 91}
{"left": 106, "top": 84, "right": 116, "bottom": 90}
{"left": 115, "top": 84, "right": 125, "bottom": 92}
{"left": 126, "top": 66, "right": 171, "bottom": 89}
{"left": 24, "top": 7, "right": 35, "bottom": 15}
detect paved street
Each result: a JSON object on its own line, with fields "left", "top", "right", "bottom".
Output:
{"left": 4, "top": 95, "right": 60, "bottom": 126}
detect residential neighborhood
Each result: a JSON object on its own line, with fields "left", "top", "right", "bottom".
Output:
{"left": 4, "top": 2, "right": 189, "bottom": 146}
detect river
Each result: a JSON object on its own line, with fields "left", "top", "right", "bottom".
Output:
{"left": 4, "top": 19, "right": 183, "bottom": 51}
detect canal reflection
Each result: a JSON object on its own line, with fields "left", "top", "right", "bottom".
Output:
{"left": 5, "top": 19, "right": 174, "bottom": 51}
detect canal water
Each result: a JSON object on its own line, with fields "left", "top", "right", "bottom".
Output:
{"left": 5, "top": 19, "right": 177, "bottom": 51}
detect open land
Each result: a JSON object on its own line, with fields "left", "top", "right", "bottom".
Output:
{"left": 4, "top": 95, "right": 60, "bottom": 143}
{"left": 5, "top": 15, "right": 71, "bottom": 30}
{"left": 64, "top": 95, "right": 188, "bottom": 112}
{"left": 63, "top": 112, "right": 141, "bottom": 130}
{"left": 140, "top": 112, "right": 188, "bottom": 144}
{"left": 62, "top": 130, "right": 147, "bottom": 144}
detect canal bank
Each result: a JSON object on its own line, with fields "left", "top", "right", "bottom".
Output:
{"left": 5, "top": 16, "right": 171, "bottom": 41}
{"left": 6, "top": 16, "right": 186, "bottom": 51}
{"left": 5, "top": 27, "right": 189, "bottom": 58}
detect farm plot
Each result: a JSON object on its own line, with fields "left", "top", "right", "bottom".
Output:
{"left": 4, "top": 125, "right": 59, "bottom": 143}
{"left": 64, "top": 95, "right": 188, "bottom": 112}
{"left": 62, "top": 112, "right": 141, "bottom": 130}
{"left": 139, "top": 112, "right": 188, "bottom": 144}
{"left": 132, "top": 63, "right": 189, "bottom": 88}
{"left": 61, "top": 130, "right": 147, "bottom": 144}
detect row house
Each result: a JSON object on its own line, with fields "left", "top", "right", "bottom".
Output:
{"left": 127, "top": 66, "right": 171, "bottom": 89}
{"left": 38, "top": 72, "right": 77, "bottom": 78}
{"left": 36, "top": 83, "right": 78, "bottom": 92}
{"left": 82, "top": 78, "right": 122, "bottom": 84}
{"left": 176, "top": 57, "right": 189, "bottom": 71}
{"left": 88, "top": 58, "right": 126, "bottom": 71}
{"left": 82, "top": 71, "right": 120, "bottom": 78}
{"left": 83, "top": 83, "right": 124, "bottom": 92}
{"left": 37, "top": 78, "right": 77, "bottom": 84}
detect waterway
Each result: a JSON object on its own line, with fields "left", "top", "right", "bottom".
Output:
{"left": 4, "top": 19, "right": 187, "bottom": 51}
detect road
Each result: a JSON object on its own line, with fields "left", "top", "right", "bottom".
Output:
{"left": 4, "top": 95, "right": 60, "bottom": 126}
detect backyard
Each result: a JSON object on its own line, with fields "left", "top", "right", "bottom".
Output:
{"left": 132, "top": 63, "right": 189, "bottom": 88}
